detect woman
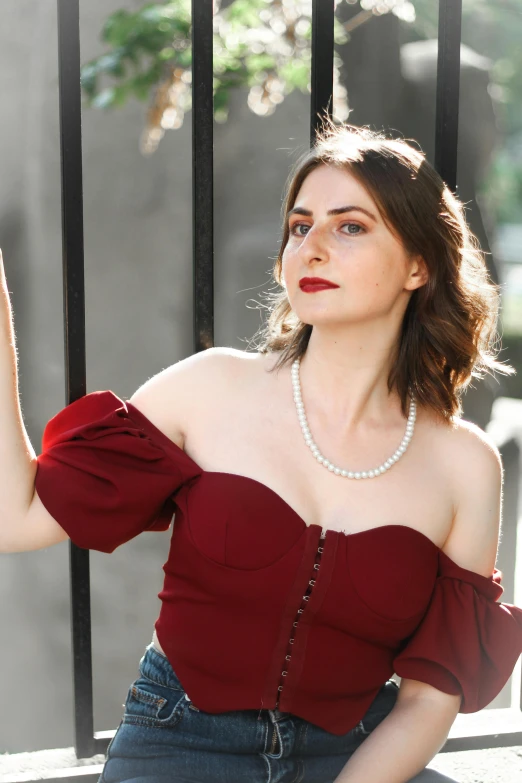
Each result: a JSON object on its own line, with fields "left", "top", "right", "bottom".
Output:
{"left": 3, "top": 122, "right": 522, "bottom": 783}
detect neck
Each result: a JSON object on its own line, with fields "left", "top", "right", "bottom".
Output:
{"left": 298, "top": 326, "right": 407, "bottom": 434}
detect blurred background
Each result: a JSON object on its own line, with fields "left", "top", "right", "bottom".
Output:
{"left": 1, "top": 0, "right": 522, "bottom": 754}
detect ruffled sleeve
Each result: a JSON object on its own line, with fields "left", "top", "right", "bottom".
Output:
{"left": 393, "top": 550, "right": 522, "bottom": 711}
{"left": 34, "top": 390, "right": 202, "bottom": 554}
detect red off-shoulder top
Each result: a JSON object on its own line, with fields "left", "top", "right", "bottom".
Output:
{"left": 34, "top": 390, "right": 522, "bottom": 736}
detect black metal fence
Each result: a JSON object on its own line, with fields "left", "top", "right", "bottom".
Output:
{"left": 49, "top": 0, "right": 522, "bottom": 766}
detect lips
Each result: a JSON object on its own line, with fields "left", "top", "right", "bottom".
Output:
{"left": 299, "top": 277, "right": 339, "bottom": 291}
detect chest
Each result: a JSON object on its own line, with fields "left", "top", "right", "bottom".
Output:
{"left": 183, "top": 366, "right": 455, "bottom": 549}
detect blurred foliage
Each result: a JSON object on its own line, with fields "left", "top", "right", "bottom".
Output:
{"left": 81, "top": 0, "right": 352, "bottom": 153}
{"left": 82, "top": 0, "right": 522, "bottom": 226}
{"left": 408, "top": 0, "right": 522, "bottom": 226}
{"left": 80, "top": 0, "right": 419, "bottom": 153}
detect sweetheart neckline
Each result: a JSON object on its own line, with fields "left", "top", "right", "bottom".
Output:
{"left": 124, "top": 396, "right": 501, "bottom": 586}
{"left": 126, "top": 398, "right": 443, "bottom": 549}
{"left": 202, "top": 469, "right": 442, "bottom": 550}
{"left": 192, "top": 470, "right": 503, "bottom": 591}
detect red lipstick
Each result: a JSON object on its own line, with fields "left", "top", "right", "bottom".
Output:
{"left": 299, "top": 276, "right": 339, "bottom": 292}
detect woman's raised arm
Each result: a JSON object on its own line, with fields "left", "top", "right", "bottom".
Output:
{"left": 0, "top": 249, "right": 40, "bottom": 552}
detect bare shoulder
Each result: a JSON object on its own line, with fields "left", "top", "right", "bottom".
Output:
{"left": 436, "top": 414, "right": 503, "bottom": 576}
{"left": 422, "top": 404, "right": 503, "bottom": 478}
{"left": 128, "top": 347, "right": 259, "bottom": 449}
{"left": 6, "top": 348, "right": 257, "bottom": 554}
{"left": 446, "top": 415, "right": 503, "bottom": 478}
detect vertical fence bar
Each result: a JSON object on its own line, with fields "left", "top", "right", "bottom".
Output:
{"left": 192, "top": 0, "right": 214, "bottom": 352}
{"left": 56, "top": 0, "right": 93, "bottom": 758}
{"left": 310, "top": 0, "right": 335, "bottom": 146}
{"left": 434, "top": 0, "right": 462, "bottom": 192}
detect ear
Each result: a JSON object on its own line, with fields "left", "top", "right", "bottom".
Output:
{"left": 405, "top": 254, "right": 429, "bottom": 292}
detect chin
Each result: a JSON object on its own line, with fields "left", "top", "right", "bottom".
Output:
{"left": 294, "top": 313, "right": 346, "bottom": 327}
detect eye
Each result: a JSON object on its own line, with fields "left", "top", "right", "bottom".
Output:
{"left": 342, "top": 222, "right": 365, "bottom": 235}
{"left": 289, "top": 222, "right": 310, "bottom": 236}
{"left": 288, "top": 221, "right": 365, "bottom": 237}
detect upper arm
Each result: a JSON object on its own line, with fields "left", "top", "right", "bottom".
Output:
{"left": 396, "top": 421, "right": 503, "bottom": 708}
{"left": 8, "top": 486, "right": 71, "bottom": 553}
{"left": 441, "top": 420, "right": 503, "bottom": 578}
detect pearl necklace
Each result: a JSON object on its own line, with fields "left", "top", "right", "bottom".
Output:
{"left": 291, "top": 356, "right": 416, "bottom": 479}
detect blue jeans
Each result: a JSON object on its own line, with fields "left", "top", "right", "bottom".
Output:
{"left": 98, "top": 642, "right": 460, "bottom": 783}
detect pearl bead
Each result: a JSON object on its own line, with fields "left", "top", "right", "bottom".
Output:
{"left": 291, "top": 357, "right": 416, "bottom": 480}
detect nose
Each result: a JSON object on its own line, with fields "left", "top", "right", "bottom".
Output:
{"left": 299, "top": 224, "right": 329, "bottom": 264}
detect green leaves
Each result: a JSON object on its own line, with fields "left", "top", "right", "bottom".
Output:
{"left": 81, "top": 1, "right": 191, "bottom": 107}
{"left": 81, "top": 0, "right": 333, "bottom": 124}
{"left": 91, "top": 86, "right": 126, "bottom": 109}
{"left": 279, "top": 57, "right": 309, "bottom": 91}
{"left": 101, "top": 10, "right": 133, "bottom": 48}
{"left": 226, "top": 0, "right": 268, "bottom": 26}
{"left": 80, "top": 0, "right": 522, "bottom": 197}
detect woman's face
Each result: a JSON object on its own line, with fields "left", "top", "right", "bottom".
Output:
{"left": 281, "top": 164, "right": 426, "bottom": 327}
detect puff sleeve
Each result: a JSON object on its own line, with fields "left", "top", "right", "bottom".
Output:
{"left": 34, "top": 390, "right": 202, "bottom": 554}
{"left": 393, "top": 550, "right": 522, "bottom": 712}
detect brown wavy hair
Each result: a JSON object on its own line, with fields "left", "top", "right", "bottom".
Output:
{"left": 248, "top": 120, "right": 515, "bottom": 422}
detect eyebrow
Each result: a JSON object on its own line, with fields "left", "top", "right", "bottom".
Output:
{"left": 287, "top": 205, "right": 378, "bottom": 222}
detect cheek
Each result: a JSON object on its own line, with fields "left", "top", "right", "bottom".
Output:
{"left": 345, "top": 258, "right": 385, "bottom": 287}
{"left": 281, "top": 247, "right": 297, "bottom": 277}
{"left": 282, "top": 243, "right": 297, "bottom": 261}
{"left": 345, "top": 261, "right": 399, "bottom": 311}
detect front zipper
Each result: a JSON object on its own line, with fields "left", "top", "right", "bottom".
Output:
{"left": 268, "top": 724, "right": 278, "bottom": 754}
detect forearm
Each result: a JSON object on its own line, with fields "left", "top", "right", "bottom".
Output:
{"left": 0, "top": 251, "right": 37, "bottom": 528}
{"left": 334, "top": 696, "right": 459, "bottom": 783}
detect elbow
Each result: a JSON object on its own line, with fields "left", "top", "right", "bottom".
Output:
{"left": 396, "top": 678, "right": 462, "bottom": 721}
